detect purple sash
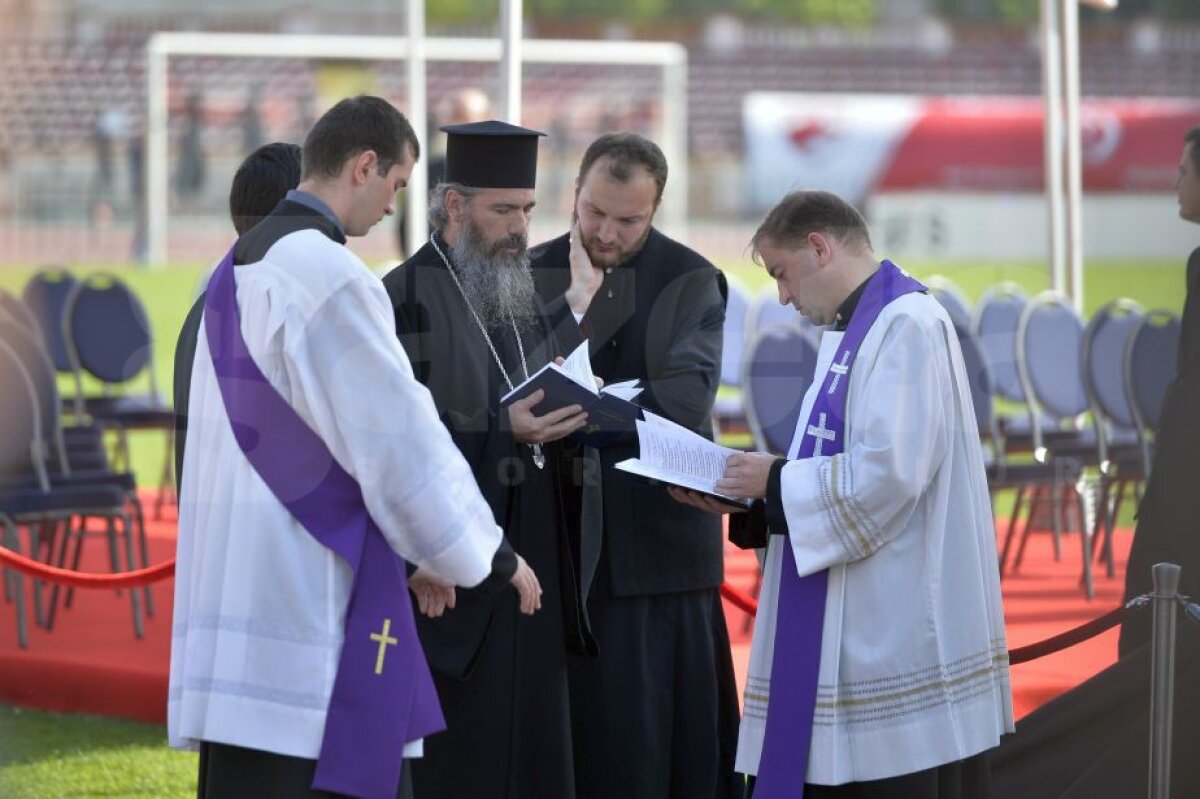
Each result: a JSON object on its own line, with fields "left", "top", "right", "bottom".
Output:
{"left": 755, "top": 261, "right": 925, "bottom": 797}
{"left": 204, "top": 247, "right": 444, "bottom": 799}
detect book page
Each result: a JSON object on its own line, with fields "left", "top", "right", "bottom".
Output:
{"left": 635, "top": 420, "right": 737, "bottom": 485}
{"left": 641, "top": 410, "right": 691, "bottom": 434}
{"left": 601, "top": 379, "right": 643, "bottom": 401}
{"left": 559, "top": 340, "right": 598, "bottom": 395}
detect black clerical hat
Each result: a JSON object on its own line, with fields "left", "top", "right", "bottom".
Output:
{"left": 441, "top": 120, "right": 546, "bottom": 189}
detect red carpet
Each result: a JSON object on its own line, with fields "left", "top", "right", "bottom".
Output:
{"left": 0, "top": 500, "right": 1130, "bottom": 724}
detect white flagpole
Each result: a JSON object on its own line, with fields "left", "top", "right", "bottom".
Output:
{"left": 499, "top": 0, "right": 523, "bottom": 124}
{"left": 405, "top": 0, "right": 428, "bottom": 253}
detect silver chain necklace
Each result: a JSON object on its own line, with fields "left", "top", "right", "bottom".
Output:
{"left": 430, "top": 234, "right": 545, "bottom": 470}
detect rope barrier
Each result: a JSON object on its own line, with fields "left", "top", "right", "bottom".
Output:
{"left": 0, "top": 544, "right": 175, "bottom": 589}
{"left": 719, "top": 579, "right": 1157, "bottom": 666}
{"left": 1008, "top": 602, "right": 1133, "bottom": 664}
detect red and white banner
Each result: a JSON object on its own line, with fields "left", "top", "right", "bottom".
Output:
{"left": 744, "top": 93, "right": 1200, "bottom": 210}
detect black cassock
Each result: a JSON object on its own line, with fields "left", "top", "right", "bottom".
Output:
{"left": 383, "top": 237, "right": 598, "bottom": 799}
{"left": 531, "top": 228, "right": 741, "bottom": 799}
{"left": 1120, "top": 246, "right": 1200, "bottom": 655}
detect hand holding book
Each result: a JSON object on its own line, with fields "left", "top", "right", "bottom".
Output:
{"left": 501, "top": 341, "right": 644, "bottom": 445}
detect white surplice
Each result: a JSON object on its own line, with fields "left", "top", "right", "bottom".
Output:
{"left": 736, "top": 292, "right": 1014, "bottom": 785}
{"left": 169, "top": 229, "right": 505, "bottom": 760}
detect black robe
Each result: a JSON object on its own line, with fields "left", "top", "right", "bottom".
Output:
{"left": 382, "top": 238, "right": 598, "bottom": 799}
{"left": 1120, "top": 245, "right": 1200, "bottom": 655}
{"left": 531, "top": 228, "right": 742, "bottom": 799}
{"left": 530, "top": 228, "right": 728, "bottom": 595}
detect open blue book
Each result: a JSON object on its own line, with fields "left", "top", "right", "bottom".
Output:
{"left": 615, "top": 413, "right": 753, "bottom": 507}
{"left": 500, "top": 340, "right": 644, "bottom": 446}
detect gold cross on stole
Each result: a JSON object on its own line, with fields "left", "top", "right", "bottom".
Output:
{"left": 369, "top": 618, "right": 398, "bottom": 675}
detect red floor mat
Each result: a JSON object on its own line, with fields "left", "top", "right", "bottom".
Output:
{"left": 0, "top": 502, "right": 1131, "bottom": 724}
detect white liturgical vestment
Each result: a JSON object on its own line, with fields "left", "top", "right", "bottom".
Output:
{"left": 736, "top": 292, "right": 1014, "bottom": 785}
{"left": 169, "top": 230, "right": 504, "bottom": 760}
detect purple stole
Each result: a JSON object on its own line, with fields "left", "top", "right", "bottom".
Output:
{"left": 203, "top": 247, "right": 444, "bottom": 799}
{"left": 754, "top": 261, "right": 926, "bottom": 797}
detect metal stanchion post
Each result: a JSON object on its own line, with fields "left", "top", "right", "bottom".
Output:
{"left": 1149, "top": 562, "right": 1181, "bottom": 799}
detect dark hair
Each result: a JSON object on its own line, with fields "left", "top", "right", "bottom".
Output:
{"left": 1186, "top": 126, "right": 1200, "bottom": 172}
{"left": 751, "top": 190, "right": 873, "bottom": 263}
{"left": 301, "top": 95, "right": 420, "bottom": 181}
{"left": 229, "top": 142, "right": 302, "bottom": 235}
{"left": 576, "top": 133, "right": 668, "bottom": 205}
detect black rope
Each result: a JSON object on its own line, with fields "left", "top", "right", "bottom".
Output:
{"left": 1008, "top": 595, "right": 1148, "bottom": 665}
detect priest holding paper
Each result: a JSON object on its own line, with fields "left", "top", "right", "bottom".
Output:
{"left": 671, "top": 190, "right": 1013, "bottom": 798}
{"left": 382, "top": 121, "right": 600, "bottom": 798}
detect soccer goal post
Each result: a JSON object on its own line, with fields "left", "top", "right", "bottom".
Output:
{"left": 145, "top": 31, "right": 687, "bottom": 267}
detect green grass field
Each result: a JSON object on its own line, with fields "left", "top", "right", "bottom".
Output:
{"left": 0, "top": 705, "right": 197, "bottom": 798}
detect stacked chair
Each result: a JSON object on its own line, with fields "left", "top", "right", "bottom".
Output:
{"left": 954, "top": 314, "right": 1093, "bottom": 597}
{"left": 62, "top": 272, "right": 175, "bottom": 516}
{"left": 737, "top": 322, "right": 821, "bottom": 628}
{"left": 0, "top": 302, "right": 147, "bottom": 648}
{"left": 1009, "top": 292, "right": 1097, "bottom": 596}
{"left": 1081, "top": 300, "right": 1148, "bottom": 576}
{"left": 1, "top": 267, "right": 170, "bottom": 647}
{"left": 927, "top": 274, "right": 973, "bottom": 331}
{"left": 742, "top": 325, "right": 820, "bottom": 456}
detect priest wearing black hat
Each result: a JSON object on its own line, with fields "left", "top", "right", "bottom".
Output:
{"left": 382, "top": 121, "right": 601, "bottom": 798}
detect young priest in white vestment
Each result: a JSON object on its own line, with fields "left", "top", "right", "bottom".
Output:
{"left": 671, "top": 190, "right": 1013, "bottom": 798}
{"left": 170, "top": 96, "right": 541, "bottom": 799}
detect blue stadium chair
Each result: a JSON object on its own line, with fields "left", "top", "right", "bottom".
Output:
{"left": 1016, "top": 292, "right": 1093, "bottom": 457}
{"left": 0, "top": 339, "right": 141, "bottom": 648}
{"left": 0, "top": 314, "right": 151, "bottom": 626}
{"left": 1082, "top": 300, "right": 1146, "bottom": 576}
{"left": 927, "top": 275, "right": 973, "bottom": 332}
{"left": 61, "top": 272, "right": 174, "bottom": 513}
{"left": 1125, "top": 309, "right": 1182, "bottom": 476}
{"left": 972, "top": 281, "right": 1027, "bottom": 397}
{"left": 955, "top": 320, "right": 1092, "bottom": 598}
{"left": 742, "top": 325, "right": 819, "bottom": 456}
{"left": 21, "top": 266, "right": 78, "bottom": 375}
{"left": 1011, "top": 292, "right": 1097, "bottom": 591}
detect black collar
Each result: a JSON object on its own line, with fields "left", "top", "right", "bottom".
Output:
{"left": 833, "top": 275, "right": 871, "bottom": 331}
{"left": 233, "top": 199, "right": 345, "bottom": 266}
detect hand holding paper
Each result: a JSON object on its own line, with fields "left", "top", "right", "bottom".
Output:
{"left": 615, "top": 414, "right": 753, "bottom": 506}
{"left": 715, "top": 451, "right": 777, "bottom": 500}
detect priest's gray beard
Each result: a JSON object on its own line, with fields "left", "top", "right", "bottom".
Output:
{"left": 449, "top": 218, "right": 540, "bottom": 331}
